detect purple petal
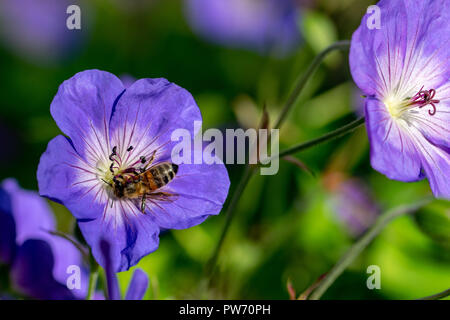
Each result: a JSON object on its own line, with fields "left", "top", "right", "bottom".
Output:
{"left": 78, "top": 207, "right": 160, "bottom": 272}
{"left": 100, "top": 240, "right": 121, "bottom": 300}
{"left": 2, "top": 179, "right": 55, "bottom": 244}
{"left": 350, "top": 0, "right": 450, "bottom": 97}
{"left": 108, "top": 78, "right": 201, "bottom": 162}
{"left": 38, "top": 135, "right": 105, "bottom": 220}
{"left": 125, "top": 269, "right": 149, "bottom": 300}
{"left": 365, "top": 98, "right": 423, "bottom": 182}
{"left": 10, "top": 240, "right": 76, "bottom": 300}
{"left": 147, "top": 149, "right": 230, "bottom": 230}
{"left": 408, "top": 127, "right": 450, "bottom": 199}
{"left": 4, "top": 179, "right": 89, "bottom": 298}
{"left": 0, "top": 210, "right": 16, "bottom": 265}
{"left": 50, "top": 70, "right": 124, "bottom": 161}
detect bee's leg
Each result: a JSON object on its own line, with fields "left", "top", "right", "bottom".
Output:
{"left": 140, "top": 194, "right": 146, "bottom": 213}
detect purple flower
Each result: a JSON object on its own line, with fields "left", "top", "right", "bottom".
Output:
{"left": 350, "top": 0, "right": 450, "bottom": 199}
{"left": 0, "top": 0, "right": 85, "bottom": 64}
{"left": 37, "top": 70, "right": 230, "bottom": 272}
{"left": 184, "top": 0, "right": 301, "bottom": 55}
{"left": 325, "top": 175, "right": 380, "bottom": 237}
{"left": 100, "top": 240, "right": 149, "bottom": 300}
{"left": 0, "top": 179, "right": 88, "bottom": 300}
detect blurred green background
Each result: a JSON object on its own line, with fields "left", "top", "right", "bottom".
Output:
{"left": 0, "top": 0, "right": 448, "bottom": 300}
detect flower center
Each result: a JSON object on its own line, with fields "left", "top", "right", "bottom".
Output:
{"left": 100, "top": 145, "right": 153, "bottom": 189}
{"left": 385, "top": 86, "right": 439, "bottom": 119}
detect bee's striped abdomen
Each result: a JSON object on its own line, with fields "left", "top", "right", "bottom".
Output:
{"left": 146, "top": 162, "right": 178, "bottom": 190}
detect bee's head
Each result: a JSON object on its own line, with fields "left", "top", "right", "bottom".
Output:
{"left": 112, "top": 177, "right": 125, "bottom": 198}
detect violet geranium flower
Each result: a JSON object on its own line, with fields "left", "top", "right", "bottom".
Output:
{"left": 184, "top": 0, "right": 301, "bottom": 56}
{"left": 0, "top": 179, "right": 88, "bottom": 300}
{"left": 350, "top": 0, "right": 450, "bottom": 198}
{"left": 37, "top": 70, "right": 230, "bottom": 272}
{"left": 0, "top": 0, "right": 85, "bottom": 64}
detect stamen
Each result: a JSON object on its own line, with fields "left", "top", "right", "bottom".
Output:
{"left": 410, "top": 86, "right": 439, "bottom": 116}
{"left": 127, "top": 146, "right": 134, "bottom": 152}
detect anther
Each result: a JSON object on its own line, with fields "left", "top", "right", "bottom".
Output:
{"left": 140, "top": 156, "right": 146, "bottom": 164}
{"left": 127, "top": 146, "right": 134, "bottom": 152}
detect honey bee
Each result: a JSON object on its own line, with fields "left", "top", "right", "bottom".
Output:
{"left": 105, "top": 146, "right": 179, "bottom": 213}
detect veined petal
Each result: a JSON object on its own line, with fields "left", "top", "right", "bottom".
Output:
{"left": 50, "top": 70, "right": 124, "bottom": 162}
{"left": 78, "top": 201, "right": 160, "bottom": 272}
{"left": 350, "top": 0, "right": 450, "bottom": 98}
{"left": 406, "top": 125, "right": 450, "bottom": 199}
{"left": 145, "top": 147, "right": 230, "bottom": 230}
{"left": 365, "top": 98, "right": 423, "bottom": 181}
{"left": 108, "top": 78, "right": 202, "bottom": 168}
{"left": 38, "top": 135, "right": 105, "bottom": 220}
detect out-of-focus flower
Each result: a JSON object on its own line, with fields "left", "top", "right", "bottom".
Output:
{"left": 0, "top": 0, "right": 86, "bottom": 64}
{"left": 0, "top": 179, "right": 88, "bottom": 299}
{"left": 323, "top": 173, "right": 380, "bottom": 237}
{"left": 350, "top": 0, "right": 450, "bottom": 199}
{"left": 184, "top": 0, "right": 302, "bottom": 56}
{"left": 38, "top": 70, "right": 230, "bottom": 272}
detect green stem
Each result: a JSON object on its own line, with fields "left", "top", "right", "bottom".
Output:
{"left": 86, "top": 254, "right": 99, "bottom": 300}
{"left": 417, "top": 288, "right": 450, "bottom": 300}
{"left": 309, "top": 198, "right": 432, "bottom": 300}
{"left": 273, "top": 40, "right": 351, "bottom": 130}
{"left": 274, "top": 117, "right": 365, "bottom": 160}
{"left": 206, "top": 165, "right": 255, "bottom": 275}
{"left": 206, "top": 40, "right": 352, "bottom": 277}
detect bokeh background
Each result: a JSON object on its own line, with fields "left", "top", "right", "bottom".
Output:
{"left": 0, "top": 0, "right": 449, "bottom": 300}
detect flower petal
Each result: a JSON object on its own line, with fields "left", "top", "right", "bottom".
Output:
{"left": 78, "top": 202, "right": 160, "bottom": 272}
{"left": 38, "top": 135, "right": 105, "bottom": 220}
{"left": 3, "top": 179, "right": 89, "bottom": 298}
{"left": 365, "top": 98, "right": 423, "bottom": 181}
{"left": 10, "top": 240, "right": 76, "bottom": 300}
{"left": 146, "top": 148, "right": 230, "bottom": 230}
{"left": 350, "top": 0, "right": 450, "bottom": 97}
{"left": 108, "top": 78, "right": 201, "bottom": 166}
{"left": 406, "top": 125, "right": 450, "bottom": 199}
{"left": 2, "top": 179, "right": 55, "bottom": 244}
{"left": 100, "top": 239, "right": 121, "bottom": 300}
{"left": 50, "top": 69, "right": 124, "bottom": 161}
{"left": 125, "top": 269, "right": 149, "bottom": 300}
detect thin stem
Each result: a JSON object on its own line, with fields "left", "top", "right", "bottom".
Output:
{"left": 309, "top": 198, "right": 432, "bottom": 300}
{"left": 206, "top": 165, "right": 255, "bottom": 275}
{"left": 206, "top": 40, "right": 351, "bottom": 276}
{"left": 273, "top": 117, "right": 365, "bottom": 160}
{"left": 273, "top": 40, "right": 351, "bottom": 129}
{"left": 86, "top": 253, "right": 99, "bottom": 300}
{"left": 417, "top": 288, "right": 450, "bottom": 300}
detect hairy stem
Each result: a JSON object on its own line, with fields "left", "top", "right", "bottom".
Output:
{"left": 206, "top": 40, "right": 351, "bottom": 276}
{"left": 206, "top": 165, "right": 255, "bottom": 275}
{"left": 273, "top": 117, "right": 365, "bottom": 160}
{"left": 309, "top": 199, "right": 432, "bottom": 300}
{"left": 273, "top": 40, "right": 351, "bottom": 129}
{"left": 86, "top": 254, "right": 99, "bottom": 300}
